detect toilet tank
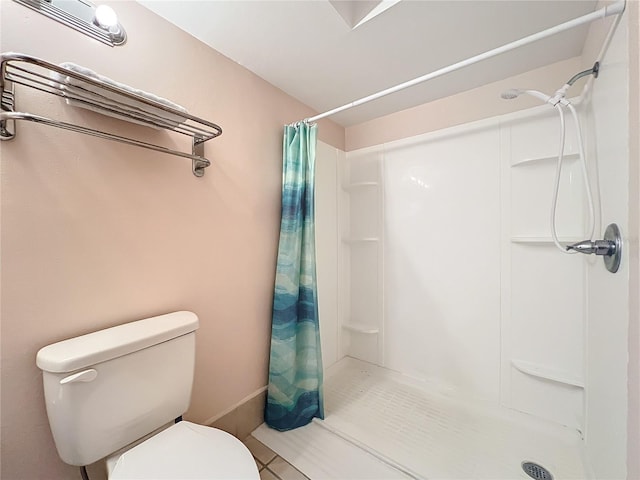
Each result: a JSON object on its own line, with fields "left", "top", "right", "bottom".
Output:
{"left": 36, "top": 311, "right": 199, "bottom": 466}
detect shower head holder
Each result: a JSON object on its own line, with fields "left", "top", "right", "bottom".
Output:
{"left": 500, "top": 62, "right": 600, "bottom": 106}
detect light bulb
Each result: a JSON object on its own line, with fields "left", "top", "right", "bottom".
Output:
{"left": 94, "top": 4, "right": 118, "bottom": 29}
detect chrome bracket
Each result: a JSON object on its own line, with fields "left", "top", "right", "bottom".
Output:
{"left": 0, "top": 79, "right": 15, "bottom": 140}
{"left": 192, "top": 137, "right": 208, "bottom": 177}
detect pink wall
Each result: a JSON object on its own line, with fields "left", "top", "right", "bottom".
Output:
{"left": 0, "top": 2, "right": 343, "bottom": 478}
{"left": 344, "top": 57, "right": 582, "bottom": 152}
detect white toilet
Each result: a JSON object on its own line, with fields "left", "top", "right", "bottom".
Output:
{"left": 36, "top": 311, "right": 260, "bottom": 479}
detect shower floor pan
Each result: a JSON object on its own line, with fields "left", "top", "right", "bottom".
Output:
{"left": 254, "top": 357, "right": 587, "bottom": 480}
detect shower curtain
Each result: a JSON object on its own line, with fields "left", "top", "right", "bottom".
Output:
{"left": 265, "top": 122, "right": 324, "bottom": 431}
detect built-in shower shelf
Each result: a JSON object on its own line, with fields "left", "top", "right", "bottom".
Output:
{"left": 343, "top": 181, "right": 379, "bottom": 192}
{"left": 342, "top": 323, "right": 379, "bottom": 334}
{"left": 511, "top": 152, "right": 579, "bottom": 168}
{"left": 511, "top": 359, "right": 584, "bottom": 388}
{"left": 342, "top": 237, "right": 379, "bottom": 244}
{"left": 511, "top": 236, "right": 584, "bottom": 244}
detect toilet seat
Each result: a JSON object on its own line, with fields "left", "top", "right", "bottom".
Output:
{"left": 109, "top": 421, "right": 260, "bottom": 479}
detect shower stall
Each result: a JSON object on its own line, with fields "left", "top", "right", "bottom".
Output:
{"left": 254, "top": 5, "right": 634, "bottom": 480}
{"left": 310, "top": 9, "right": 630, "bottom": 480}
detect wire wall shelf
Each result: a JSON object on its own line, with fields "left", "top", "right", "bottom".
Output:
{"left": 0, "top": 52, "right": 223, "bottom": 177}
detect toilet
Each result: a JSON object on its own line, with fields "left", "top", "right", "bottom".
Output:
{"left": 36, "top": 311, "right": 260, "bottom": 479}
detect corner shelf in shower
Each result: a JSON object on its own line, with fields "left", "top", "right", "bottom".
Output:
{"left": 511, "top": 359, "right": 584, "bottom": 388}
{"left": 342, "top": 181, "right": 379, "bottom": 192}
{"left": 511, "top": 153, "right": 579, "bottom": 168}
{"left": 342, "top": 237, "right": 379, "bottom": 244}
{"left": 0, "top": 52, "right": 222, "bottom": 177}
{"left": 342, "top": 323, "right": 379, "bottom": 334}
{"left": 511, "top": 236, "right": 584, "bottom": 244}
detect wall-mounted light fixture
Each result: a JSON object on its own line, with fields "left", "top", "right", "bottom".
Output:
{"left": 13, "top": 0, "right": 127, "bottom": 46}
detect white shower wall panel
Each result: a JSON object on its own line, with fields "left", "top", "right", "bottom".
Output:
{"left": 347, "top": 150, "right": 380, "bottom": 184}
{"left": 500, "top": 106, "right": 589, "bottom": 430}
{"left": 383, "top": 123, "right": 502, "bottom": 403}
{"left": 508, "top": 111, "right": 585, "bottom": 239}
{"left": 582, "top": 10, "right": 630, "bottom": 478}
{"left": 349, "top": 189, "right": 379, "bottom": 239}
{"left": 350, "top": 243, "right": 380, "bottom": 332}
{"left": 337, "top": 146, "right": 385, "bottom": 364}
{"left": 508, "top": 244, "right": 585, "bottom": 428}
{"left": 315, "top": 140, "right": 343, "bottom": 370}
{"left": 509, "top": 113, "right": 579, "bottom": 165}
{"left": 339, "top": 107, "right": 589, "bottom": 428}
{"left": 510, "top": 246, "right": 585, "bottom": 378}
{"left": 510, "top": 157, "right": 586, "bottom": 238}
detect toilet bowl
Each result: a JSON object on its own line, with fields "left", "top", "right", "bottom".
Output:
{"left": 107, "top": 421, "right": 258, "bottom": 479}
{"left": 36, "top": 311, "right": 259, "bottom": 479}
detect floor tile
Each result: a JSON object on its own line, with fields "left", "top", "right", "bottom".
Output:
{"left": 268, "top": 456, "right": 309, "bottom": 480}
{"left": 244, "top": 435, "right": 277, "bottom": 465}
{"left": 260, "top": 468, "right": 279, "bottom": 480}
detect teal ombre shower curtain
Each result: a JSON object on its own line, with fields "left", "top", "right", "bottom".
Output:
{"left": 265, "top": 122, "right": 324, "bottom": 431}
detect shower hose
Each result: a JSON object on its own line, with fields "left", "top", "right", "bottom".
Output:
{"left": 550, "top": 101, "right": 595, "bottom": 254}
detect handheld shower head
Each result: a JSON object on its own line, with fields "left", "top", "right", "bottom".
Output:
{"left": 500, "top": 88, "right": 553, "bottom": 104}
{"left": 500, "top": 89, "right": 521, "bottom": 100}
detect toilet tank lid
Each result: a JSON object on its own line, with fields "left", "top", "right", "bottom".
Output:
{"left": 36, "top": 311, "right": 199, "bottom": 373}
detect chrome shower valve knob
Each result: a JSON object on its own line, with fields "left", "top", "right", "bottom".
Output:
{"left": 565, "top": 239, "right": 616, "bottom": 256}
{"left": 565, "top": 223, "right": 622, "bottom": 273}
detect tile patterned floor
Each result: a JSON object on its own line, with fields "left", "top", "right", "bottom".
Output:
{"left": 244, "top": 435, "right": 310, "bottom": 480}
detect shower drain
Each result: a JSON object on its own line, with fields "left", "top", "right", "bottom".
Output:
{"left": 522, "top": 462, "right": 553, "bottom": 480}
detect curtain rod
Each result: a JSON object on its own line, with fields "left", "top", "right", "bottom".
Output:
{"left": 304, "top": 0, "right": 626, "bottom": 124}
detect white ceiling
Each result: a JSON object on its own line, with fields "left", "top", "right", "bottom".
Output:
{"left": 138, "top": 0, "right": 597, "bottom": 126}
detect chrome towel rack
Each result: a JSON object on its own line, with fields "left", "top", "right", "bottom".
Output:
{"left": 0, "top": 52, "right": 222, "bottom": 177}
